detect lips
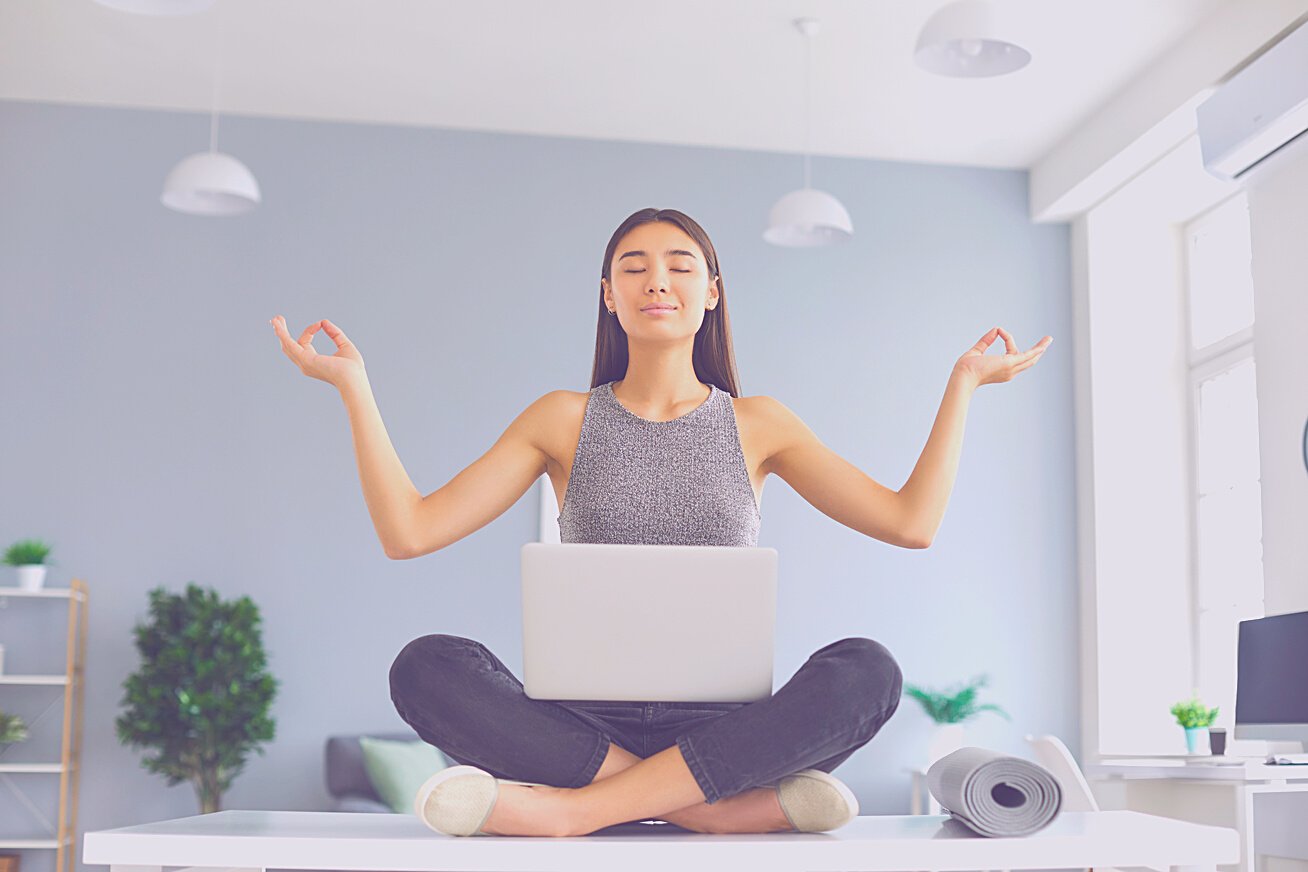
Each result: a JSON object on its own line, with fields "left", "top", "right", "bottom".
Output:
{"left": 641, "top": 305, "right": 677, "bottom": 311}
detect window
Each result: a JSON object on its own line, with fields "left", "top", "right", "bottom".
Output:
{"left": 1182, "top": 192, "right": 1264, "bottom": 744}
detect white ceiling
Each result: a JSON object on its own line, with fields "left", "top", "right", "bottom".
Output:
{"left": 0, "top": 0, "right": 1236, "bottom": 170}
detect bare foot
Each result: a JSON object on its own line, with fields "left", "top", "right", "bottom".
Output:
{"left": 664, "top": 786, "right": 793, "bottom": 834}
{"left": 479, "top": 783, "right": 579, "bottom": 837}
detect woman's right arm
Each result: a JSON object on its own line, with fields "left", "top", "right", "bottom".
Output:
{"left": 394, "top": 391, "right": 556, "bottom": 559}
{"left": 274, "top": 315, "right": 553, "bottom": 559}
{"left": 337, "top": 375, "right": 426, "bottom": 559}
{"left": 341, "top": 376, "right": 553, "bottom": 559}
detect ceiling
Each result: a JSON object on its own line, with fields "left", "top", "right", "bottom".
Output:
{"left": 0, "top": 0, "right": 1236, "bottom": 170}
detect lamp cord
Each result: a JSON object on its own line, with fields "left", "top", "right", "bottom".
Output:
{"left": 208, "top": 2, "right": 224, "bottom": 153}
{"left": 803, "top": 26, "right": 812, "bottom": 190}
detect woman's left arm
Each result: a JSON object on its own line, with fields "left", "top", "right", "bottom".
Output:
{"left": 899, "top": 327, "right": 1052, "bottom": 547}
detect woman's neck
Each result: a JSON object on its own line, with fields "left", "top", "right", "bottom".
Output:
{"left": 611, "top": 349, "right": 708, "bottom": 417}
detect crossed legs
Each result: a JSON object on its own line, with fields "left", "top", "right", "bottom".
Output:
{"left": 390, "top": 633, "right": 903, "bottom": 837}
{"left": 480, "top": 741, "right": 792, "bottom": 836}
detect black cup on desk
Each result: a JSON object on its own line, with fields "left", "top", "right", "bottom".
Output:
{"left": 1210, "top": 727, "right": 1227, "bottom": 755}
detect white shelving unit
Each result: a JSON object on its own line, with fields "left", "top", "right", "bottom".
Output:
{"left": 0, "top": 581, "right": 88, "bottom": 872}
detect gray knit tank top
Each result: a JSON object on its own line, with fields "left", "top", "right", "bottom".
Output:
{"left": 557, "top": 380, "right": 761, "bottom": 547}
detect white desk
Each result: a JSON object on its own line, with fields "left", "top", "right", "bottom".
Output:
{"left": 1087, "top": 757, "right": 1308, "bottom": 872}
{"left": 82, "top": 808, "right": 1238, "bottom": 872}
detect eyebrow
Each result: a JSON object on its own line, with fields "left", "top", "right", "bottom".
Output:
{"left": 617, "top": 249, "right": 698, "bottom": 261}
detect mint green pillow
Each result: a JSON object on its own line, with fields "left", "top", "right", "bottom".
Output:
{"left": 358, "top": 736, "right": 454, "bottom": 814}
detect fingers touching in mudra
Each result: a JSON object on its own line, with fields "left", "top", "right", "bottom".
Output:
{"left": 954, "top": 327, "right": 1052, "bottom": 388}
{"left": 270, "top": 315, "right": 366, "bottom": 388}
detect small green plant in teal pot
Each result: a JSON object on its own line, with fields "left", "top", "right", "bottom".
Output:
{"left": 1170, "top": 694, "right": 1219, "bottom": 754}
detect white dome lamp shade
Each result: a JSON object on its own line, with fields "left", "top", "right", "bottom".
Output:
{"left": 160, "top": 7, "right": 261, "bottom": 217}
{"left": 915, "top": 0, "right": 1032, "bottom": 78}
{"left": 764, "top": 189, "right": 853, "bottom": 248}
{"left": 92, "top": 0, "right": 216, "bottom": 14}
{"left": 161, "top": 151, "right": 260, "bottom": 215}
{"left": 764, "top": 17, "right": 853, "bottom": 248}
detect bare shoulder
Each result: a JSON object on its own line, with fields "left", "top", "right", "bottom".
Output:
{"left": 524, "top": 388, "right": 590, "bottom": 468}
{"left": 733, "top": 393, "right": 801, "bottom": 429}
{"left": 731, "top": 393, "right": 808, "bottom": 476}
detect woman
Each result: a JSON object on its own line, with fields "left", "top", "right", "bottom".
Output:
{"left": 270, "top": 207, "right": 1051, "bottom": 838}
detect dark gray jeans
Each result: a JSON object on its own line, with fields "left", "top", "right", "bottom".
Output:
{"left": 388, "top": 634, "right": 903, "bottom": 807}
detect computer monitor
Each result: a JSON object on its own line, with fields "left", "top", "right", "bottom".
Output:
{"left": 1234, "top": 609, "right": 1308, "bottom": 747}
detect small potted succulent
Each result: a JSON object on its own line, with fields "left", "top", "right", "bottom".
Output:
{"left": 0, "top": 709, "right": 29, "bottom": 750}
{"left": 905, "top": 673, "right": 1012, "bottom": 766}
{"left": 3, "top": 539, "right": 54, "bottom": 591}
{"left": 1170, "top": 694, "right": 1219, "bottom": 754}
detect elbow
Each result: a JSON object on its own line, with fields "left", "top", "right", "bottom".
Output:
{"left": 384, "top": 541, "right": 412, "bottom": 561}
{"left": 902, "top": 526, "right": 934, "bottom": 549}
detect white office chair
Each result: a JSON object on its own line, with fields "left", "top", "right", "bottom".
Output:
{"left": 1022, "top": 734, "right": 1161, "bottom": 872}
{"left": 1023, "top": 733, "right": 1099, "bottom": 812}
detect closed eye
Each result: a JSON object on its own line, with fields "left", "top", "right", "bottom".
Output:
{"left": 624, "top": 269, "right": 690, "bottom": 273}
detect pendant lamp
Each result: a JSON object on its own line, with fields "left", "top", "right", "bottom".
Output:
{"left": 92, "top": 0, "right": 215, "bottom": 13}
{"left": 160, "top": 3, "right": 261, "bottom": 215}
{"left": 915, "top": 0, "right": 1032, "bottom": 78}
{"left": 763, "top": 17, "right": 853, "bottom": 248}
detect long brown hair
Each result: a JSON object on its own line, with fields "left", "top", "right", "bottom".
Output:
{"left": 590, "top": 208, "right": 743, "bottom": 397}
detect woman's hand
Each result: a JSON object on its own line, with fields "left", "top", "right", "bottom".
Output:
{"left": 952, "top": 327, "right": 1052, "bottom": 388}
{"left": 270, "top": 315, "right": 366, "bottom": 389}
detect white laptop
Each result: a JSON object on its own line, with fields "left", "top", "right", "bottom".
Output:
{"left": 521, "top": 542, "right": 777, "bottom": 703}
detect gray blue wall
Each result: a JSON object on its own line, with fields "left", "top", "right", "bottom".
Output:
{"left": 0, "top": 99, "right": 1073, "bottom": 867}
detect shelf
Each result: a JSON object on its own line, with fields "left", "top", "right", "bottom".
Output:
{"left": 0, "top": 836, "right": 73, "bottom": 849}
{"left": 0, "top": 763, "right": 68, "bottom": 773}
{"left": 0, "top": 586, "right": 85, "bottom": 601}
{"left": 0, "top": 577, "right": 85, "bottom": 872}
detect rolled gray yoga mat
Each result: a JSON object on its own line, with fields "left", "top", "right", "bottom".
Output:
{"left": 925, "top": 746, "right": 1063, "bottom": 837}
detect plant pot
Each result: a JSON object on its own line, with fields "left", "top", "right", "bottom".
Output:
{"left": 16, "top": 565, "right": 47, "bottom": 591}
{"left": 926, "top": 722, "right": 965, "bottom": 767}
{"left": 1184, "top": 726, "right": 1210, "bottom": 755}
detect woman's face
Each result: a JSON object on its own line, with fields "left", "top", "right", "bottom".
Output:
{"left": 602, "top": 221, "right": 718, "bottom": 336}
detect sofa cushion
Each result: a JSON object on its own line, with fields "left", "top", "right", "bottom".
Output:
{"left": 358, "top": 735, "right": 455, "bottom": 815}
{"left": 325, "top": 733, "right": 417, "bottom": 805}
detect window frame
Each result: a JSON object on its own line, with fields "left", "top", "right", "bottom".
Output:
{"left": 1179, "top": 190, "right": 1264, "bottom": 735}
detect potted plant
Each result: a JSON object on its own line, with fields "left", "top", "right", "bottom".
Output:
{"left": 905, "top": 673, "right": 1012, "bottom": 766}
{"left": 115, "top": 582, "right": 279, "bottom": 814}
{"left": 1170, "top": 694, "right": 1219, "bottom": 754}
{"left": 2, "top": 539, "right": 54, "bottom": 591}
{"left": 0, "top": 710, "right": 28, "bottom": 750}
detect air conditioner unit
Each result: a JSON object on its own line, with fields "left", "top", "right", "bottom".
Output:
{"left": 1197, "top": 18, "right": 1308, "bottom": 181}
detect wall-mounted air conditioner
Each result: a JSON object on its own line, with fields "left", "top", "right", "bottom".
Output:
{"left": 1197, "top": 18, "right": 1308, "bottom": 182}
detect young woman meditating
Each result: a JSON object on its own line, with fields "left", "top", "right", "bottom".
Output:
{"left": 270, "top": 207, "right": 1051, "bottom": 838}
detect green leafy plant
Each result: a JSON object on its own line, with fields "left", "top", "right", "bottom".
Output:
{"left": 115, "top": 582, "right": 278, "bottom": 814}
{"left": 904, "top": 673, "right": 1012, "bottom": 725}
{"left": 2, "top": 539, "right": 54, "bottom": 567}
{"left": 1170, "top": 694, "right": 1219, "bottom": 728}
{"left": 0, "top": 710, "right": 29, "bottom": 744}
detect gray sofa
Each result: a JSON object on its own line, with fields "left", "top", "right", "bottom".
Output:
{"left": 325, "top": 731, "right": 424, "bottom": 813}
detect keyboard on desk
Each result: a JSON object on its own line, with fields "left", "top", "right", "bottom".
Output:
{"left": 1182, "top": 755, "right": 1256, "bottom": 765}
